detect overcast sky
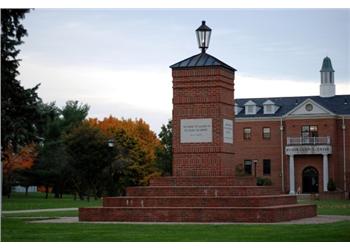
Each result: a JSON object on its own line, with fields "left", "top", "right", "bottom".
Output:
{"left": 18, "top": 9, "right": 350, "bottom": 134}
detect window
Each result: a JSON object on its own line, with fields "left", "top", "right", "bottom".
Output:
{"left": 301, "top": 125, "right": 318, "bottom": 138}
{"left": 263, "top": 159, "right": 271, "bottom": 175}
{"left": 263, "top": 100, "right": 278, "bottom": 114}
{"left": 244, "top": 100, "right": 257, "bottom": 115}
{"left": 243, "top": 128, "right": 252, "bottom": 140}
{"left": 265, "top": 104, "right": 273, "bottom": 113}
{"left": 246, "top": 105, "right": 254, "bottom": 114}
{"left": 305, "top": 103, "right": 313, "bottom": 112}
{"left": 262, "top": 127, "right": 271, "bottom": 139}
{"left": 244, "top": 160, "right": 252, "bottom": 175}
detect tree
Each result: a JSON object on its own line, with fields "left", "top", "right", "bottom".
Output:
{"left": 2, "top": 144, "right": 37, "bottom": 197}
{"left": 1, "top": 9, "right": 42, "bottom": 154}
{"left": 64, "top": 122, "right": 113, "bottom": 200}
{"left": 31, "top": 140, "right": 68, "bottom": 199}
{"left": 88, "top": 116, "right": 160, "bottom": 163}
{"left": 30, "top": 100, "right": 89, "bottom": 198}
{"left": 60, "top": 100, "right": 90, "bottom": 133}
{"left": 155, "top": 120, "right": 172, "bottom": 176}
{"left": 88, "top": 116, "right": 162, "bottom": 186}
{"left": 102, "top": 129, "right": 157, "bottom": 196}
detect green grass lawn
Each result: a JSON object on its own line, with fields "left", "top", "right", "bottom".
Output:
{"left": 299, "top": 199, "right": 350, "bottom": 215}
{"left": 1, "top": 197, "right": 350, "bottom": 242}
{"left": 2, "top": 210, "right": 79, "bottom": 218}
{"left": 2, "top": 192, "right": 101, "bottom": 211}
{"left": 2, "top": 218, "right": 350, "bottom": 241}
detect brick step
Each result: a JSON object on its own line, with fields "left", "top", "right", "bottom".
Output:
{"left": 126, "top": 186, "right": 281, "bottom": 197}
{"left": 103, "top": 195, "right": 297, "bottom": 208}
{"left": 149, "top": 176, "right": 256, "bottom": 187}
{"left": 79, "top": 204, "right": 316, "bottom": 223}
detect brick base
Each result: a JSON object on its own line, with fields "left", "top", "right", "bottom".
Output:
{"left": 149, "top": 176, "right": 256, "bottom": 186}
{"left": 79, "top": 176, "right": 317, "bottom": 223}
{"left": 79, "top": 204, "right": 316, "bottom": 223}
{"left": 126, "top": 186, "right": 280, "bottom": 197}
{"left": 103, "top": 195, "right": 296, "bottom": 207}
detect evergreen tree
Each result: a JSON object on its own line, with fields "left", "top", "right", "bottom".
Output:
{"left": 1, "top": 9, "right": 42, "bottom": 154}
{"left": 155, "top": 120, "right": 172, "bottom": 175}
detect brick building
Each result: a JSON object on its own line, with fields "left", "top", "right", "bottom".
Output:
{"left": 233, "top": 57, "right": 350, "bottom": 195}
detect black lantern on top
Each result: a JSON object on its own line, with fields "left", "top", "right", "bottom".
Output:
{"left": 196, "top": 20, "right": 212, "bottom": 53}
{"left": 107, "top": 139, "right": 115, "bottom": 148}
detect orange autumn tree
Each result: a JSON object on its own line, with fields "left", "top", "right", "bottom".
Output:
{"left": 3, "top": 144, "right": 37, "bottom": 175}
{"left": 88, "top": 116, "right": 160, "bottom": 163}
{"left": 3, "top": 144, "right": 37, "bottom": 196}
{"left": 88, "top": 116, "right": 162, "bottom": 182}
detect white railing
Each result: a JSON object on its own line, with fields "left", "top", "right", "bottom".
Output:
{"left": 287, "top": 136, "right": 331, "bottom": 145}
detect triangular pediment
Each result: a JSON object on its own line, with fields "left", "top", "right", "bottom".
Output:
{"left": 263, "top": 99, "right": 275, "bottom": 105}
{"left": 244, "top": 100, "right": 256, "bottom": 106}
{"left": 285, "top": 98, "right": 335, "bottom": 117}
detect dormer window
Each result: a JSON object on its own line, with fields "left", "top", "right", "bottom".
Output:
{"left": 244, "top": 100, "right": 257, "bottom": 115}
{"left": 265, "top": 104, "right": 273, "bottom": 113}
{"left": 263, "top": 100, "right": 278, "bottom": 114}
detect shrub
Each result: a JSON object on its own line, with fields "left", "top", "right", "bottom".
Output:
{"left": 327, "top": 178, "right": 336, "bottom": 191}
{"left": 256, "top": 177, "right": 272, "bottom": 186}
{"left": 235, "top": 164, "right": 246, "bottom": 176}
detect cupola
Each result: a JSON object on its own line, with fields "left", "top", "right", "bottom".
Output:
{"left": 320, "top": 57, "right": 335, "bottom": 98}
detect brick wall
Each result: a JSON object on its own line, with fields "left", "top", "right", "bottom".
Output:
{"left": 233, "top": 119, "right": 283, "bottom": 190}
{"left": 233, "top": 117, "right": 350, "bottom": 193}
{"left": 172, "top": 66, "right": 235, "bottom": 176}
{"left": 149, "top": 176, "right": 256, "bottom": 186}
{"left": 103, "top": 195, "right": 296, "bottom": 208}
{"left": 79, "top": 205, "right": 316, "bottom": 223}
{"left": 126, "top": 186, "right": 280, "bottom": 197}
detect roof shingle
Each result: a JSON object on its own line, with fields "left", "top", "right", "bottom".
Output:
{"left": 170, "top": 52, "right": 236, "bottom": 72}
{"left": 235, "top": 95, "right": 350, "bottom": 117}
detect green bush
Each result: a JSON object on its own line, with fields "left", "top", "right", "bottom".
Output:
{"left": 235, "top": 164, "right": 246, "bottom": 176}
{"left": 327, "top": 178, "right": 336, "bottom": 191}
{"left": 256, "top": 177, "right": 272, "bottom": 186}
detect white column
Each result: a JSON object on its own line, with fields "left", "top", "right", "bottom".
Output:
{"left": 323, "top": 154, "right": 329, "bottom": 192}
{"left": 289, "top": 154, "right": 295, "bottom": 194}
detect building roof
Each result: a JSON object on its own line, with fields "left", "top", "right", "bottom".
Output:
{"left": 320, "top": 57, "right": 335, "bottom": 72}
{"left": 235, "top": 95, "right": 350, "bottom": 118}
{"left": 170, "top": 52, "right": 237, "bottom": 72}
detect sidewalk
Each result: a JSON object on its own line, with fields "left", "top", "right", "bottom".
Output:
{"left": 2, "top": 207, "right": 78, "bottom": 214}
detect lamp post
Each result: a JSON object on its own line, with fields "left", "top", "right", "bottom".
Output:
{"left": 253, "top": 160, "right": 258, "bottom": 177}
{"left": 196, "top": 20, "right": 212, "bottom": 53}
{"left": 107, "top": 139, "right": 115, "bottom": 148}
{"left": 107, "top": 138, "right": 116, "bottom": 195}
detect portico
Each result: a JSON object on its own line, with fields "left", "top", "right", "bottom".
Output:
{"left": 285, "top": 138, "right": 332, "bottom": 194}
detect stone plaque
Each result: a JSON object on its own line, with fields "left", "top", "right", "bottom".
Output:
{"left": 223, "top": 119, "right": 233, "bottom": 144}
{"left": 180, "top": 118, "right": 212, "bottom": 143}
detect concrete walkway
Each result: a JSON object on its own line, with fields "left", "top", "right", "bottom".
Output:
{"left": 2, "top": 208, "right": 78, "bottom": 214}
{"left": 30, "top": 215, "right": 350, "bottom": 225}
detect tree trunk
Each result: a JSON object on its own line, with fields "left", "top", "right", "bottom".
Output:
{"left": 25, "top": 186, "right": 29, "bottom": 196}
{"left": 45, "top": 185, "right": 49, "bottom": 199}
{"left": 79, "top": 192, "right": 84, "bottom": 200}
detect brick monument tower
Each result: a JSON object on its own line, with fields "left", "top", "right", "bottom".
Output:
{"left": 170, "top": 21, "right": 236, "bottom": 176}
{"left": 79, "top": 21, "right": 317, "bottom": 223}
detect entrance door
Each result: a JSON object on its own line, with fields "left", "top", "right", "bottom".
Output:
{"left": 302, "top": 167, "right": 319, "bottom": 193}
